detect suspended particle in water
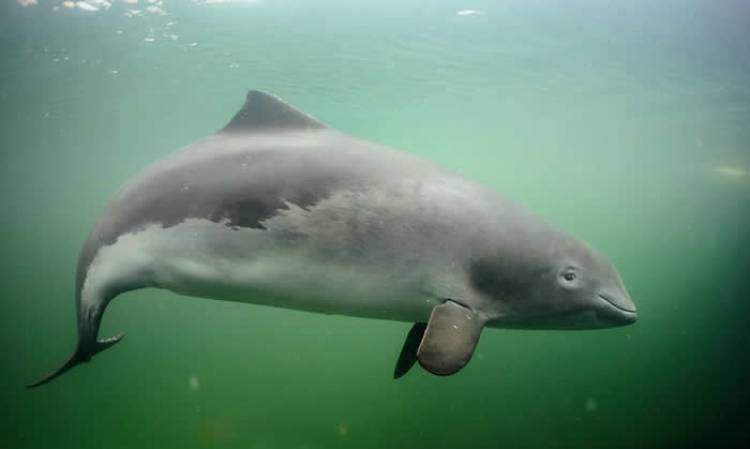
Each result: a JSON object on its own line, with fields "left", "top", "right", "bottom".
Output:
{"left": 337, "top": 423, "right": 348, "bottom": 437}
{"left": 456, "top": 9, "right": 482, "bottom": 16}
{"left": 189, "top": 374, "right": 201, "bottom": 391}
{"left": 585, "top": 397, "right": 598, "bottom": 413}
{"left": 712, "top": 166, "right": 746, "bottom": 178}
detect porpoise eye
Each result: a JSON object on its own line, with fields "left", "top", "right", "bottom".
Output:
{"left": 559, "top": 269, "right": 579, "bottom": 288}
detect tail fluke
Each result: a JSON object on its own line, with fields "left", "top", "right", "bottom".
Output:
{"left": 26, "top": 332, "right": 124, "bottom": 389}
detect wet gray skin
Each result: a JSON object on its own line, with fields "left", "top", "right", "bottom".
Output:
{"left": 28, "top": 90, "right": 636, "bottom": 387}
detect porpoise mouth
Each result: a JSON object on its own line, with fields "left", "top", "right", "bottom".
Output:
{"left": 596, "top": 294, "right": 637, "bottom": 326}
{"left": 598, "top": 294, "right": 637, "bottom": 314}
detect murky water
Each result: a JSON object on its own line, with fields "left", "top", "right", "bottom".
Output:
{"left": 1, "top": 1, "right": 749, "bottom": 448}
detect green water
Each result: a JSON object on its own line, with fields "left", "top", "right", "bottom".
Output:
{"left": 1, "top": 1, "right": 749, "bottom": 448}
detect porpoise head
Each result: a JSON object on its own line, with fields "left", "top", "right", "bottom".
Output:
{"left": 398, "top": 226, "right": 637, "bottom": 378}
{"left": 470, "top": 230, "right": 637, "bottom": 330}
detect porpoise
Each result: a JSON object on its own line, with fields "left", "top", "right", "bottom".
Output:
{"left": 28, "top": 90, "right": 637, "bottom": 387}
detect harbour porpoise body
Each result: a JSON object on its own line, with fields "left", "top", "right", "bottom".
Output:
{"left": 29, "top": 90, "right": 636, "bottom": 387}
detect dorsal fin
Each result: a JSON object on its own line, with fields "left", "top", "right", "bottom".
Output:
{"left": 220, "top": 90, "right": 326, "bottom": 133}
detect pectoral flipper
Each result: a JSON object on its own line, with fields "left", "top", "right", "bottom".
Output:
{"left": 394, "top": 300, "right": 486, "bottom": 378}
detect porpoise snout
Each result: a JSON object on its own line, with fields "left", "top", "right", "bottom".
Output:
{"left": 597, "top": 290, "right": 637, "bottom": 326}
{"left": 598, "top": 264, "right": 637, "bottom": 326}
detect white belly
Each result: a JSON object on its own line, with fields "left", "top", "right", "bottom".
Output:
{"left": 82, "top": 218, "right": 442, "bottom": 322}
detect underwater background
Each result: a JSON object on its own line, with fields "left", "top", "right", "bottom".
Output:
{"left": 1, "top": 0, "right": 749, "bottom": 448}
